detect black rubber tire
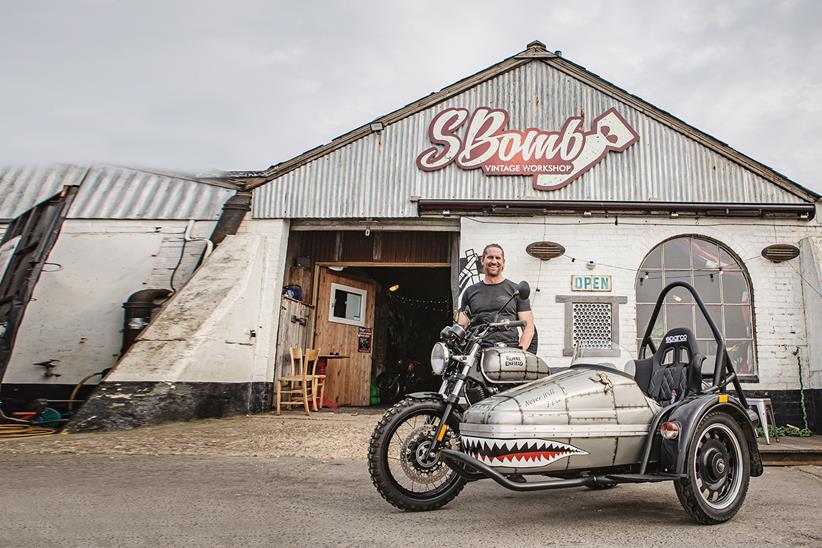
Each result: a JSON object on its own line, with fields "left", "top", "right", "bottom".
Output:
{"left": 367, "top": 398, "right": 466, "bottom": 511}
{"left": 376, "top": 373, "right": 402, "bottom": 404}
{"left": 674, "top": 411, "right": 751, "bottom": 524}
{"left": 585, "top": 482, "right": 617, "bottom": 490}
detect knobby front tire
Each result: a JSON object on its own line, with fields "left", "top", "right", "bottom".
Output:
{"left": 367, "top": 398, "right": 466, "bottom": 511}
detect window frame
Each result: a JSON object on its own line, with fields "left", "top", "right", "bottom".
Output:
{"left": 556, "top": 295, "right": 627, "bottom": 357}
{"left": 329, "top": 282, "right": 367, "bottom": 327}
{"left": 635, "top": 235, "right": 758, "bottom": 380}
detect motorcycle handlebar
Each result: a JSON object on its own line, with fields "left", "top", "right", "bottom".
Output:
{"left": 489, "top": 319, "right": 526, "bottom": 329}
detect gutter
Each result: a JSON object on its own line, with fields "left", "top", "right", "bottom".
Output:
{"left": 417, "top": 199, "right": 816, "bottom": 220}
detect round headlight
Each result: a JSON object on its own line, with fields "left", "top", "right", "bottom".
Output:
{"left": 430, "top": 342, "right": 450, "bottom": 375}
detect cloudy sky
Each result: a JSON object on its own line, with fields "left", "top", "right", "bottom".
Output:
{"left": 2, "top": 1, "right": 820, "bottom": 194}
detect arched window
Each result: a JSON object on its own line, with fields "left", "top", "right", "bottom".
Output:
{"left": 635, "top": 236, "right": 756, "bottom": 376}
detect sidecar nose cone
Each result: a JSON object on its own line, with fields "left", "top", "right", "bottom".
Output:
{"left": 464, "top": 396, "right": 523, "bottom": 425}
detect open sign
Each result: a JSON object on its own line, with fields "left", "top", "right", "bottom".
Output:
{"left": 571, "top": 275, "right": 612, "bottom": 292}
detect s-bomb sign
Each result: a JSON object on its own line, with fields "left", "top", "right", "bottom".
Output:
{"left": 416, "top": 107, "right": 639, "bottom": 191}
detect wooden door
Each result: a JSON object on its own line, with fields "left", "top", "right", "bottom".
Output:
{"left": 315, "top": 268, "right": 376, "bottom": 406}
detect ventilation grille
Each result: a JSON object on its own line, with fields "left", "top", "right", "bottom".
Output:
{"left": 526, "top": 241, "right": 565, "bottom": 261}
{"left": 572, "top": 302, "right": 612, "bottom": 349}
{"left": 761, "top": 244, "right": 800, "bottom": 263}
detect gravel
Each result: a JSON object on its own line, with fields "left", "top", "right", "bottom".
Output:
{"left": 0, "top": 408, "right": 384, "bottom": 460}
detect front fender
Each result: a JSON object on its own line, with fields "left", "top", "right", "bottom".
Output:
{"left": 659, "top": 395, "right": 763, "bottom": 477}
{"left": 405, "top": 391, "right": 467, "bottom": 416}
{"left": 405, "top": 391, "right": 445, "bottom": 402}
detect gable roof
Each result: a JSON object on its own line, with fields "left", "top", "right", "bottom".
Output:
{"left": 0, "top": 164, "right": 239, "bottom": 222}
{"left": 236, "top": 41, "right": 817, "bottom": 206}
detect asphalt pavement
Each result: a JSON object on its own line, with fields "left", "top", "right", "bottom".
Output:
{"left": 1, "top": 454, "right": 820, "bottom": 547}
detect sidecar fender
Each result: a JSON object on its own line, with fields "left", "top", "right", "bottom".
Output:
{"left": 659, "top": 395, "right": 763, "bottom": 477}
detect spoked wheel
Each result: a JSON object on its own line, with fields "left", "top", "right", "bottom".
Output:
{"left": 675, "top": 412, "right": 750, "bottom": 524}
{"left": 376, "top": 373, "right": 402, "bottom": 404}
{"left": 368, "top": 398, "right": 466, "bottom": 511}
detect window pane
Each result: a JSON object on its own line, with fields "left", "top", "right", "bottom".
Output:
{"left": 693, "top": 270, "right": 721, "bottom": 303}
{"left": 636, "top": 271, "right": 663, "bottom": 303}
{"left": 333, "top": 289, "right": 348, "bottom": 318}
{"left": 665, "top": 304, "right": 693, "bottom": 333}
{"left": 727, "top": 339, "right": 754, "bottom": 376}
{"left": 333, "top": 289, "right": 363, "bottom": 321}
{"left": 641, "top": 246, "right": 662, "bottom": 269}
{"left": 724, "top": 305, "right": 752, "bottom": 338}
{"left": 694, "top": 305, "right": 723, "bottom": 338}
{"left": 691, "top": 240, "right": 720, "bottom": 269}
{"left": 664, "top": 270, "right": 693, "bottom": 303}
{"left": 345, "top": 292, "right": 362, "bottom": 320}
{"left": 636, "top": 304, "right": 659, "bottom": 341}
{"left": 663, "top": 239, "right": 691, "bottom": 268}
{"left": 723, "top": 271, "right": 749, "bottom": 304}
{"left": 719, "top": 247, "right": 740, "bottom": 270}
{"left": 701, "top": 341, "right": 718, "bottom": 376}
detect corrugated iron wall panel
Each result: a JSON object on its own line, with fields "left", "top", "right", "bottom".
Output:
{"left": 253, "top": 61, "right": 804, "bottom": 219}
{"left": 0, "top": 164, "right": 87, "bottom": 220}
{"left": 69, "top": 167, "right": 234, "bottom": 220}
{"left": 0, "top": 164, "right": 234, "bottom": 221}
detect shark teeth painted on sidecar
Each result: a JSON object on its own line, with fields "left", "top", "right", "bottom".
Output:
{"left": 459, "top": 366, "right": 661, "bottom": 474}
{"left": 461, "top": 436, "right": 587, "bottom": 468}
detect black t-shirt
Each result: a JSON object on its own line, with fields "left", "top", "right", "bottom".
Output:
{"left": 459, "top": 279, "right": 531, "bottom": 347}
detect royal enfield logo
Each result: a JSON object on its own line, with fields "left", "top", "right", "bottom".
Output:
{"left": 416, "top": 106, "right": 639, "bottom": 191}
{"left": 504, "top": 355, "right": 524, "bottom": 368}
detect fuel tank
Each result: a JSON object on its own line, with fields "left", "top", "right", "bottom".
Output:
{"left": 460, "top": 365, "right": 660, "bottom": 474}
{"left": 481, "top": 347, "right": 550, "bottom": 383}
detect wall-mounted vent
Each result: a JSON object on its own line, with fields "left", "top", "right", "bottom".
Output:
{"left": 526, "top": 241, "right": 565, "bottom": 261}
{"left": 761, "top": 244, "right": 800, "bottom": 263}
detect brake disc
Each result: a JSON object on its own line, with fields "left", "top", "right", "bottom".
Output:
{"left": 399, "top": 425, "right": 453, "bottom": 484}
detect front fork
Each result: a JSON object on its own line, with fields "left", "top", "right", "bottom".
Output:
{"left": 425, "top": 347, "right": 478, "bottom": 457}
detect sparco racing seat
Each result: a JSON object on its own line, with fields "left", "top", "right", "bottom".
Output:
{"left": 634, "top": 328, "right": 705, "bottom": 406}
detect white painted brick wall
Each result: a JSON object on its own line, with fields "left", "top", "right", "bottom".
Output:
{"left": 460, "top": 215, "right": 822, "bottom": 391}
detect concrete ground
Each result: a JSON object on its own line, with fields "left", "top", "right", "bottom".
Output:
{"left": 1, "top": 410, "right": 821, "bottom": 547}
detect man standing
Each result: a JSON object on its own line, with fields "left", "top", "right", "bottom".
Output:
{"left": 458, "top": 243, "right": 535, "bottom": 351}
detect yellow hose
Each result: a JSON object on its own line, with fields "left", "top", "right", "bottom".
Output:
{"left": 68, "top": 370, "right": 106, "bottom": 411}
{"left": 0, "top": 424, "right": 57, "bottom": 439}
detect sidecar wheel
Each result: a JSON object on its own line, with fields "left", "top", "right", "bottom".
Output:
{"left": 674, "top": 412, "right": 750, "bottom": 524}
{"left": 368, "top": 398, "right": 466, "bottom": 511}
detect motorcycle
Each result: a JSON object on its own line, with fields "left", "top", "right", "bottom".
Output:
{"left": 375, "top": 359, "right": 423, "bottom": 404}
{"left": 367, "top": 281, "right": 549, "bottom": 510}
{"left": 370, "top": 281, "right": 764, "bottom": 524}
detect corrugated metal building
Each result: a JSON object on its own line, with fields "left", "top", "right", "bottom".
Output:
{"left": 0, "top": 164, "right": 239, "bottom": 411}
{"left": 34, "top": 41, "right": 822, "bottom": 433}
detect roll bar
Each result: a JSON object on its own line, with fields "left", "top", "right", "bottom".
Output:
{"left": 638, "top": 281, "right": 747, "bottom": 407}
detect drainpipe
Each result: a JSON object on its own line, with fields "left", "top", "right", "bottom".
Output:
{"left": 209, "top": 191, "right": 252, "bottom": 246}
{"left": 121, "top": 289, "right": 173, "bottom": 353}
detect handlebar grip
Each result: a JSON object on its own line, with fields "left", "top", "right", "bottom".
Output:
{"left": 490, "top": 319, "right": 526, "bottom": 329}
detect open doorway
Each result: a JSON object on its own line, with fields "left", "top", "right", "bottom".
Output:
{"left": 312, "top": 265, "right": 451, "bottom": 406}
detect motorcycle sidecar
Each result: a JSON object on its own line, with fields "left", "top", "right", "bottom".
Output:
{"left": 441, "top": 281, "right": 763, "bottom": 525}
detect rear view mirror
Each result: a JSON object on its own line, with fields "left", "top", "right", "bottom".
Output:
{"left": 517, "top": 281, "right": 531, "bottom": 300}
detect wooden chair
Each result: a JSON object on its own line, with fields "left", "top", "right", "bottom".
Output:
{"left": 305, "top": 348, "right": 326, "bottom": 411}
{"left": 275, "top": 347, "right": 312, "bottom": 416}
